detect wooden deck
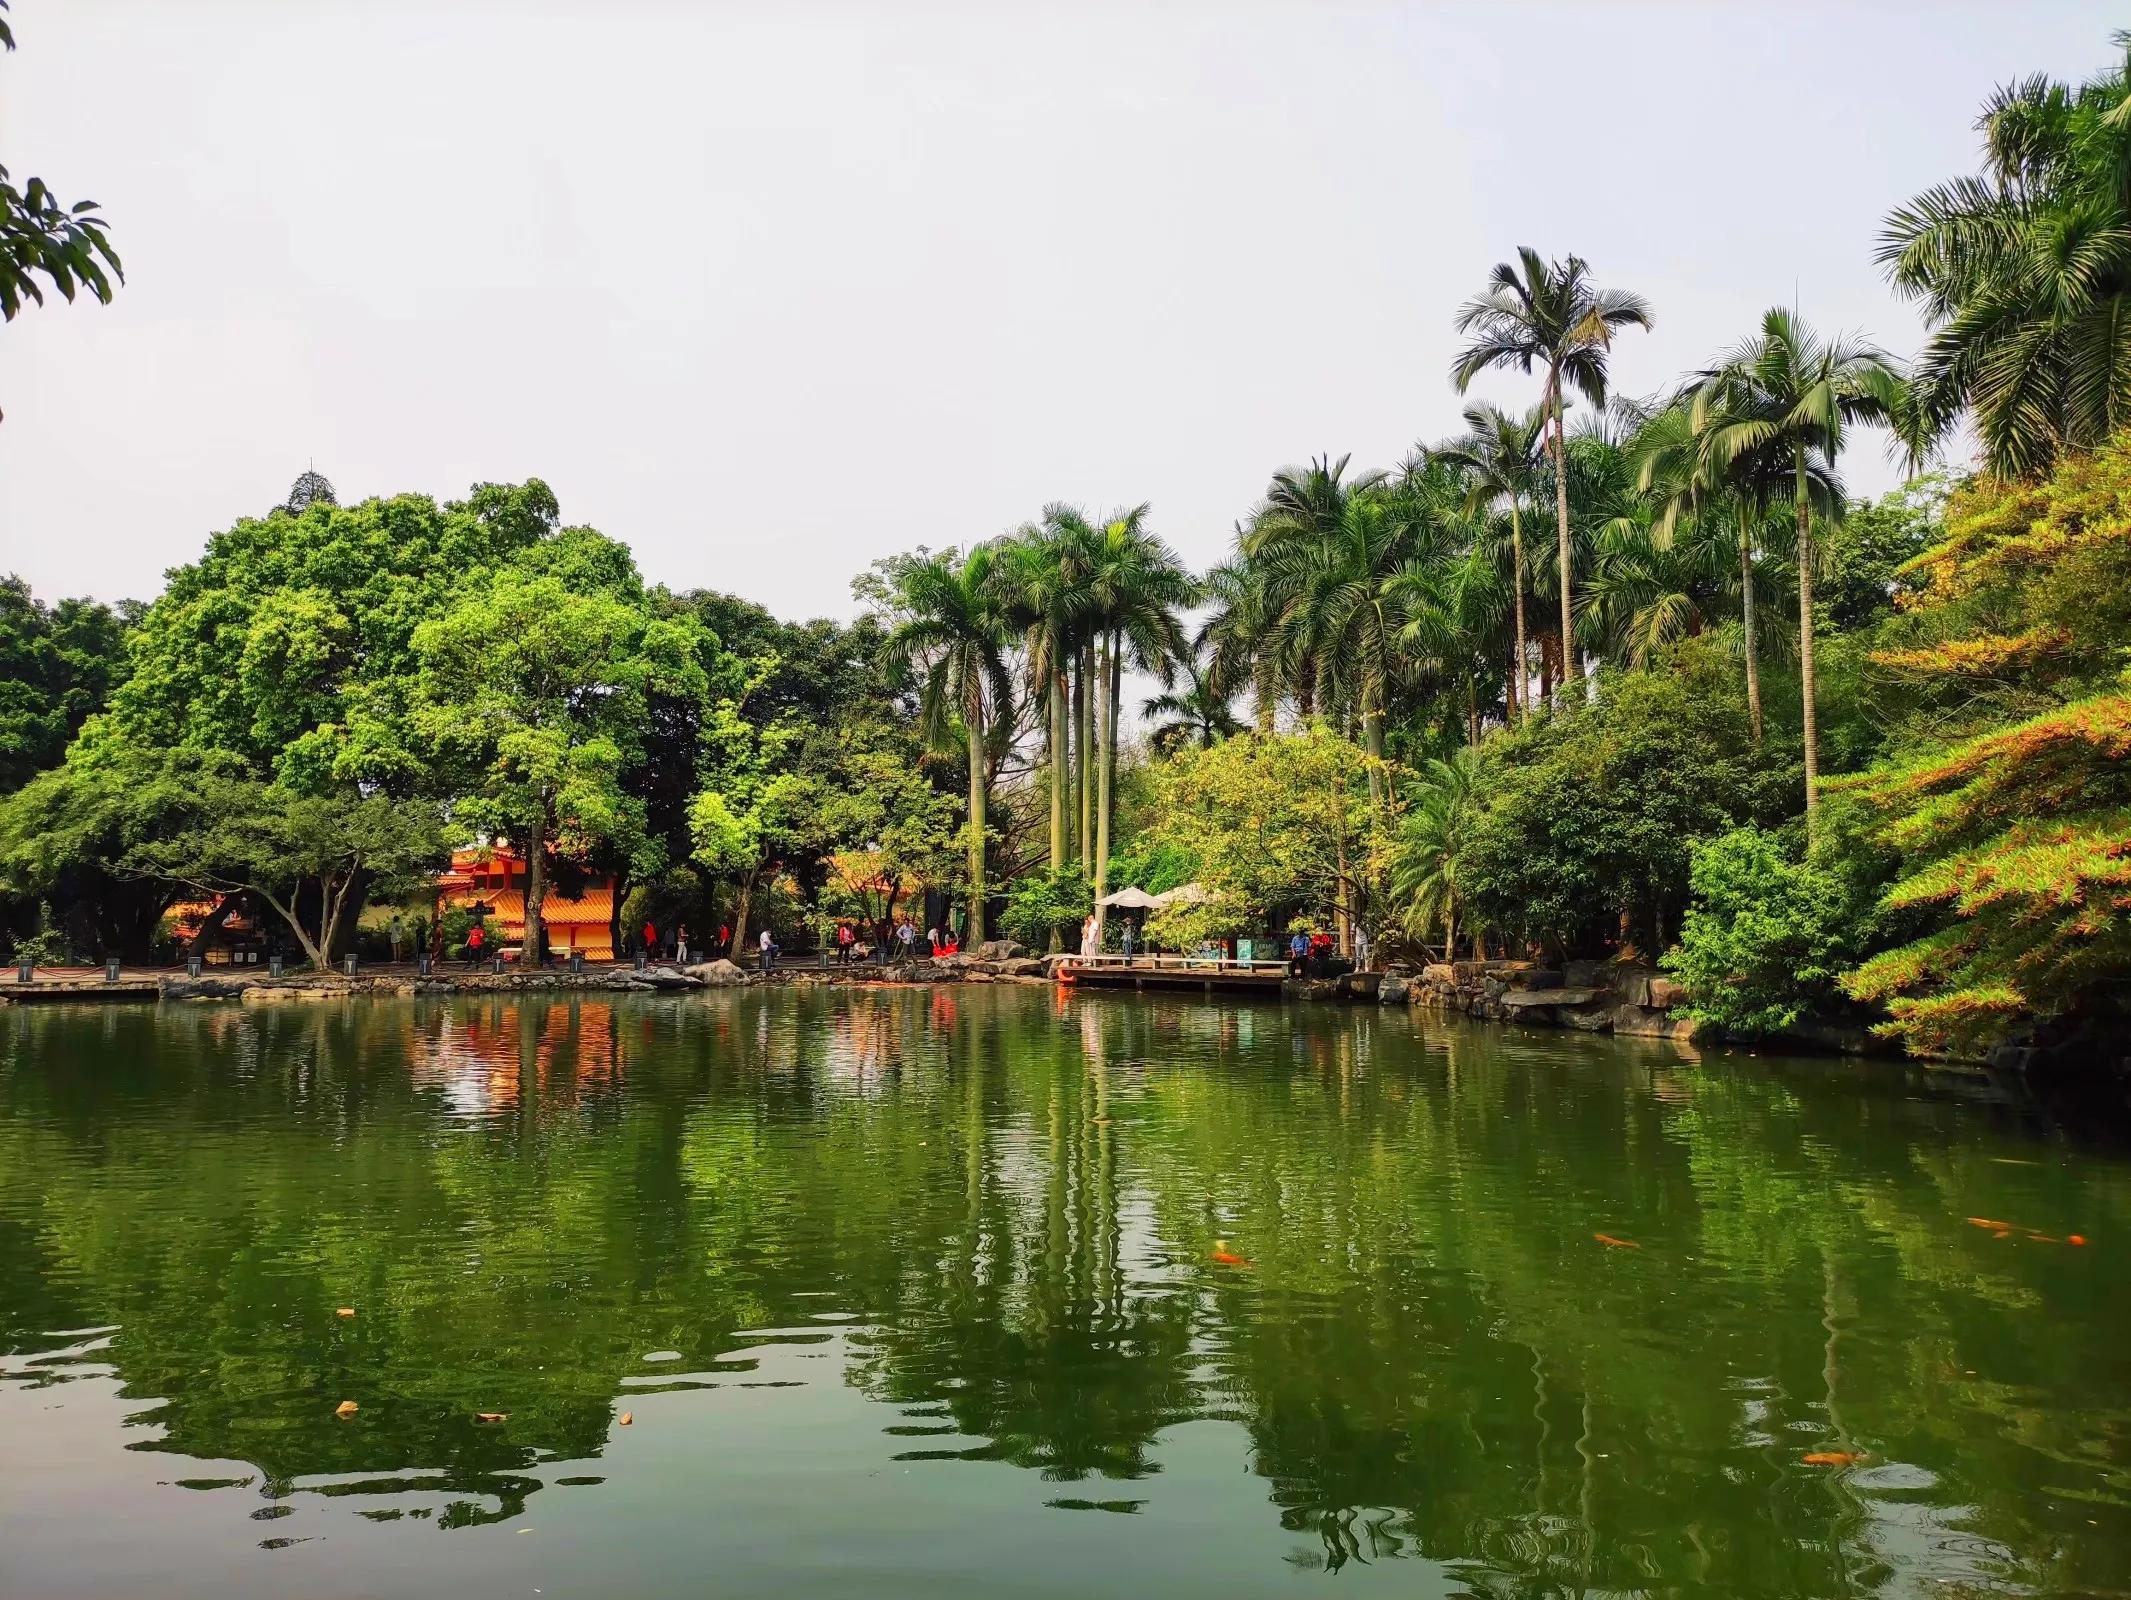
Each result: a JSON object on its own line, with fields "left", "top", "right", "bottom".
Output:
{"left": 1056, "top": 954, "right": 1291, "bottom": 995}
{"left": 4, "top": 966, "right": 163, "bottom": 1003}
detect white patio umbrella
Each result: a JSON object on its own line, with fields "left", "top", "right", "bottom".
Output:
{"left": 1097, "top": 886, "right": 1161, "bottom": 910}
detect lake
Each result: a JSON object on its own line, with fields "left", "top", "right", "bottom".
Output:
{"left": 2, "top": 987, "right": 2127, "bottom": 1598}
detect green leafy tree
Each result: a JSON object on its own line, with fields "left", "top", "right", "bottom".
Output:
{"left": 0, "top": 3, "right": 122, "bottom": 335}
{"left": 1144, "top": 726, "right": 1389, "bottom": 952}
{"left": 0, "top": 577, "right": 134, "bottom": 793}
{"left": 1665, "top": 823, "right": 1882, "bottom": 1036}
{"left": 1452, "top": 247, "right": 1653, "bottom": 690}
{"left": 687, "top": 677, "right": 808, "bottom": 959}
{"left": 103, "top": 482, "right": 565, "bottom": 789}
{"left": 128, "top": 772, "right": 451, "bottom": 968}
{"left": 1462, "top": 643, "right": 1794, "bottom": 956}
{"left": 1837, "top": 444, "right": 2131, "bottom": 1052}
{"left": 412, "top": 564, "right": 707, "bottom": 964}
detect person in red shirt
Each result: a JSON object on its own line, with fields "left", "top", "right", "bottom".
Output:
{"left": 465, "top": 921, "right": 485, "bottom": 969}
{"left": 642, "top": 920, "right": 658, "bottom": 960}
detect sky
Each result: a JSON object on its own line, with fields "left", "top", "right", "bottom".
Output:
{"left": 1, "top": 1, "right": 2122, "bottom": 619}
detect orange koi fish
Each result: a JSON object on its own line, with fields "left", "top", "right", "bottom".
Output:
{"left": 1593, "top": 1233, "right": 1640, "bottom": 1250}
{"left": 1965, "top": 1217, "right": 2017, "bottom": 1231}
{"left": 1802, "top": 1451, "right": 1862, "bottom": 1467}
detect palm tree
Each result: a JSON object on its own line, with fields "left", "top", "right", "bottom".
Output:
{"left": 1878, "top": 46, "right": 2131, "bottom": 476}
{"left": 1451, "top": 247, "right": 1653, "bottom": 693}
{"left": 883, "top": 545, "right": 1015, "bottom": 943}
{"left": 1434, "top": 400, "right": 1547, "bottom": 719}
{"left": 1392, "top": 749, "right": 1481, "bottom": 959}
{"left": 1002, "top": 517, "right": 1094, "bottom": 879}
{"left": 1690, "top": 308, "right": 1903, "bottom": 830}
{"left": 1199, "top": 553, "right": 1279, "bottom": 734}
{"left": 1142, "top": 647, "right": 1245, "bottom": 754}
{"left": 1083, "top": 509, "right": 1193, "bottom": 927}
{"left": 1249, "top": 465, "right": 1415, "bottom": 806}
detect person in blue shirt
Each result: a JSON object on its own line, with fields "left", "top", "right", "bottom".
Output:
{"left": 1288, "top": 929, "right": 1310, "bottom": 978}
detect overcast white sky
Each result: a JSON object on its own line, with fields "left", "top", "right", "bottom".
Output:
{"left": 1, "top": 2, "right": 2120, "bottom": 617}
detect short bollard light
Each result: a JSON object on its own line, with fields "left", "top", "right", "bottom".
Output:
{"left": 187, "top": 955, "right": 203, "bottom": 978}
{"left": 344, "top": 954, "right": 359, "bottom": 977}
{"left": 16, "top": 959, "right": 32, "bottom": 984}
{"left": 270, "top": 955, "right": 284, "bottom": 978}
{"left": 491, "top": 956, "right": 505, "bottom": 975}
{"left": 104, "top": 957, "right": 122, "bottom": 983}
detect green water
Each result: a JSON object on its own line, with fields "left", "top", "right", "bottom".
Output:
{"left": 2, "top": 990, "right": 2127, "bottom": 1598}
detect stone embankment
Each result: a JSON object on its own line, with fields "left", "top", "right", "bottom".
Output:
{"left": 151, "top": 942, "right": 1058, "bottom": 1003}
{"left": 1288, "top": 958, "right": 1708, "bottom": 1042}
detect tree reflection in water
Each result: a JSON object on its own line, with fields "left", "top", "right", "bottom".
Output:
{"left": 2, "top": 988, "right": 2128, "bottom": 1594}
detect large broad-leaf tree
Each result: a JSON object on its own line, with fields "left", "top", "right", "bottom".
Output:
{"left": 127, "top": 765, "right": 452, "bottom": 969}
{"left": 411, "top": 552, "right": 708, "bottom": 964}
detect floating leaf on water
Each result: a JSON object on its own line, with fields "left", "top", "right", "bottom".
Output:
{"left": 1594, "top": 1233, "right": 1640, "bottom": 1250}
{"left": 1803, "top": 1451, "right": 1863, "bottom": 1466}
{"left": 618, "top": 1412, "right": 633, "bottom": 1426}
{"left": 334, "top": 1400, "right": 358, "bottom": 1418}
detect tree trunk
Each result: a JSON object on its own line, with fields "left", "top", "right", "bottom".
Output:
{"left": 730, "top": 869, "right": 755, "bottom": 966}
{"left": 967, "top": 712, "right": 988, "bottom": 944}
{"left": 1739, "top": 506, "right": 1764, "bottom": 746}
{"left": 1049, "top": 669, "right": 1068, "bottom": 874}
{"left": 186, "top": 895, "right": 241, "bottom": 956}
{"left": 1796, "top": 448, "right": 1819, "bottom": 833}
{"left": 1075, "top": 646, "right": 1093, "bottom": 877}
{"left": 1094, "top": 634, "right": 1119, "bottom": 935}
{"left": 1362, "top": 683, "right": 1385, "bottom": 810}
{"left": 1550, "top": 376, "right": 1579, "bottom": 690}
{"left": 1539, "top": 631, "right": 1556, "bottom": 702}
{"left": 523, "top": 812, "right": 548, "bottom": 967}
{"left": 1510, "top": 501, "right": 1529, "bottom": 722}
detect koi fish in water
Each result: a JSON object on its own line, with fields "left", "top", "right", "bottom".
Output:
{"left": 1802, "top": 1451, "right": 1863, "bottom": 1467}
{"left": 1210, "top": 1240, "right": 1254, "bottom": 1269}
{"left": 1593, "top": 1233, "right": 1640, "bottom": 1250}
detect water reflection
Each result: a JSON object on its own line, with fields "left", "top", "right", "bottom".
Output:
{"left": 2, "top": 990, "right": 2128, "bottom": 1597}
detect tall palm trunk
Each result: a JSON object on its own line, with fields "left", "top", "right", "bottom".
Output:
{"left": 1075, "top": 646, "right": 1093, "bottom": 876}
{"left": 967, "top": 706, "right": 987, "bottom": 944}
{"left": 1362, "top": 680, "right": 1386, "bottom": 810}
{"left": 1737, "top": 504, "right": 1763, "bottom": 746}
{"left": 1093, "top": 634, "right": 1119, "bottom": 933}
{"left": 1254, "top": 658, "right": 1277, "bottom": 735}
{"left": 1795, "top": 447, "right": 1819, "bottom": 833}
{"left": 1549, "top": 374, "right": 1579, "bottom": 691}
{"left": 1048, "top": 669, "right": 1068, "bottom": 871}
{"left": 1509, "top": 501, "right": 1529, "bottom": 722}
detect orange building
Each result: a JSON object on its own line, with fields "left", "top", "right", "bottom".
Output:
{"left": 433, "top": 845, "right": 617, "bottom": 962}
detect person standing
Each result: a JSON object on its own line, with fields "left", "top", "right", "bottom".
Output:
{"left": 759, "top": 926, "right": 776, "bottom": 973}
{"left": 897, "top": 918, "right": 918, "bottom": 963}
{"left": 1287, "top": 929, "right": 1308, "bottom": 979}
{"left": 642, "top": 919, "right": 658, "bottom": 961}
{"left": 836, "top": 921, "right": 855, "bottom": 965}
{"left": 675, "top": 925, "right": 690, "bottom": 963}
{"left": 388, "top": 914, "right": 405, "bottom": 964}
{"left": 1120, "top": 920, "right": 1137, "bottom": 961}
{"left": 1353, "top": 925, "right": 1371, "bottom": 973}
{"left": 467, "top": 921, "right": 486, "bottom": 970}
